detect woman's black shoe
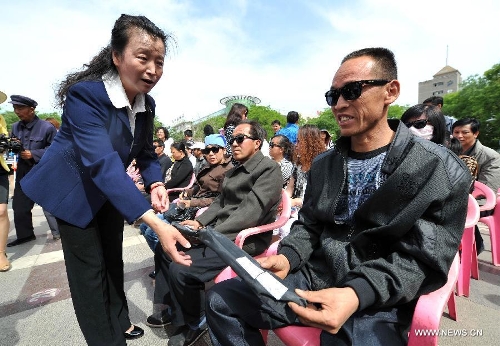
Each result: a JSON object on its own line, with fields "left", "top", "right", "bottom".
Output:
{"left": 124, "top": 325, "right": 144, "bottom": 340}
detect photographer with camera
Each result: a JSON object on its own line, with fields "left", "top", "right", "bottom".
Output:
{"left": 6, "top": 95, "right": 57, "bottom": 247}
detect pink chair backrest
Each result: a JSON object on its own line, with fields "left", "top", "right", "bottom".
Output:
{"left": 234, "top": 189, "right": 291, "bottom": 248}
{"left": 214, "top": 190, "right": 291, "bottom": 284}
{"left": 471, "top": 180, "right": 497, "bottom": 212}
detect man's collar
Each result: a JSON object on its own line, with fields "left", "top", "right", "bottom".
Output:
{"left": 21, "top": 115, "right": 39, "bottom": 127}
{"left": 103, "top": 72, "right": 146, "bottom": 113}
{"left": 238, "top": 150, "right": 265, "bottom": 172}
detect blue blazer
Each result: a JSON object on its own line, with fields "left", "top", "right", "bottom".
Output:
{"left": 21, "top": 81, "right": 162, "bottom": 228}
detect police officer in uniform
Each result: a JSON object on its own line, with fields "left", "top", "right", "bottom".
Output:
{"left": 7, "top": 95, "right": 57, "bottom": 247}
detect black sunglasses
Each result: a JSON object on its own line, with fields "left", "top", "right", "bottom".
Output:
{"left": 269, "top": 142, "right": 282, "bottom": 148}
{"left": 229, "top": 134, "right": 257, "bottom": 145}
{"left": 325, "top": 79, "right": 390, "bottom": 106}
{"left": 404, "top": 119, "right": 428, "bottom": 129}
{"left": 201, "top": 146, "right": 222, "bottom": 155}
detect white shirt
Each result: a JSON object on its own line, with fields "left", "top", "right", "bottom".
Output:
{"left": 103, "top": 72, "right": 146, "bottom": 137}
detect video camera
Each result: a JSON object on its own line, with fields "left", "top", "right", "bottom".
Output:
{"left": 0, "top": 134, "right": 22, "bottom": 154}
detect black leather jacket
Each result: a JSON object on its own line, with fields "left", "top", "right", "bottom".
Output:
{"left": 279, "top": 120, "right": 471, "bottom": 311}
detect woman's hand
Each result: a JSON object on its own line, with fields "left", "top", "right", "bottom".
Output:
{"left": 141, "top": 211, "right": 192, "bottom": 266}
{"left": 151, "top": 184, "right": 169, "bottom": 212}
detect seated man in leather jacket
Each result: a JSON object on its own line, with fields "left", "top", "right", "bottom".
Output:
{"left": 206, "top": 47, "right": 471, "bottom": 346}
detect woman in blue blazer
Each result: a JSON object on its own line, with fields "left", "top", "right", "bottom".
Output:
{"left": 20, "top": 15, "right": 192, "bottom": 346}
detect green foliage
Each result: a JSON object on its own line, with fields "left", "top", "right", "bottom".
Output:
{"left": 247, "top": 105, "right": 285, "bottom": 139}
{"left": 443, "top": 63, "right": 500, "bottom": 149}
{"left": 388, "top": 104, "right": 409, "bottom": 120}
{"left": 191, "top": 115, "right": 226, "bottom": 141}
{"left": 191, "top": 105, "right": 285, "bottom": 141}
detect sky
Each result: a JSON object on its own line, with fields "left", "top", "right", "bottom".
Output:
{"left": 1, "top": 0, "right": 499, "bottom": 125}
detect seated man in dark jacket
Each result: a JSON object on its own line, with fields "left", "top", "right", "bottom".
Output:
{"left": 150, "top": 120, "right": 283, "bottom": 346}
{"left": 206, "top": 48, "right": 471, "bottom": 346}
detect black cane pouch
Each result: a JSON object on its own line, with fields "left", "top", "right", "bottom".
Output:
{"left": 171, "top": 222, "right": 307, "bottom": 313}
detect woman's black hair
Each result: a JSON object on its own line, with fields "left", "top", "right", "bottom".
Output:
{"left": 271, "top": 134, "right": 293, "bottom": 160}
{"left": 56, "top": 14, "right": 173, "bottom": 108}
{"left": 224, "top": 103, "right": 248, "bottom": 128}
{"left": 171, "top": 141, "right": 187, "bottom": 156}
{"left": 401, "top": 104, "right": 446, "bottom": 145}
{"left": 156, "top": 126, "right": 170, "bottom": 139}
{"left": 203, "top": 124, "right": 215, "bottom": 136}
{"left": 448, "top": 137, "right": 463, "bottom": 155}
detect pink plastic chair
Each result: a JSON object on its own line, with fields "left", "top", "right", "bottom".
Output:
{"left": 457, "top": 194, "right": 481, "bottom": 296}
{"left": 407, "top": 252, "right": 460, "bottom": 346}
{"left": 471, "top": 180, "right": 497, "bottom": 212}
{"left": 478, "top": 188, "right": 500, "bottom": 266}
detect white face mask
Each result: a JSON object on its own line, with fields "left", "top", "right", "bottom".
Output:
{"left": 409, "top": 124, "right": 434, "bottom": 140}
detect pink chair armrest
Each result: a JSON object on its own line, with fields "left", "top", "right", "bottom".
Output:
{"left": 166, "top": 173, "right": 197, "bottom": 196}
{"left": 408, "top": 253, "right": 460, "bottom": 346}
{"left": 472, "top": 180, "right": 497, "bottom": 212}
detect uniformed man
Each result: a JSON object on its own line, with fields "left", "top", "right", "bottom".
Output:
{"left": 7, "top": 95, "right": 57, "bottom": 247}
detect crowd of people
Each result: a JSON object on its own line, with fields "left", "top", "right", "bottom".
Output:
{"left": 1, "top": 13, "right": 499, "bottom": 346}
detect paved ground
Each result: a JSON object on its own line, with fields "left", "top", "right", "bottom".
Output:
{"left": 1, "top": 203, "right": 499, "bottom": 345}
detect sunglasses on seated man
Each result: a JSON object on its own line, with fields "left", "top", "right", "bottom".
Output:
{"left": 325, "top": 79, "right": 390, "bottom": 106}
{"left": 404, "top": 119, "right": 429, "bottom": 129}
{"left": 201, "top": 146, "right": 223, "bottom": 155}
{"left": 229, "top": 134, "right": 257, "bottom": 145}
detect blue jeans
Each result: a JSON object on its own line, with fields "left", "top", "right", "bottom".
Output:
{"left": 139, "top": 214, "right": 166, "bottom": 253}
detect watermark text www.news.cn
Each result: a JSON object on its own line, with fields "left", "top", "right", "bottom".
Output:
{"left": 414, "top": 329, "right": 483, "bottom": 337}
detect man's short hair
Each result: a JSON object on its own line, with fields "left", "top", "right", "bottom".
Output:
{"left": 271, "top": 120, "right": 281, "bottom": 126}
{"left": 153, "top": 139, "right": 164, "bottom": 147}
{"left": 184, "top": 129, "right": 193, "bottom": 137}
{"left": 423, "top": 96, "right": 444, "bottom": 107}
{"left": 342, "top": 47, "right": 398, "bottom": 80}
{"left": 286, "top": 111, "right": 299, "bottom": 124}
{"left": 452, "top": 117, "right": 480, "bottom": 133}
{"left": 238, "top": 120, "right": 266, "bottom": 149}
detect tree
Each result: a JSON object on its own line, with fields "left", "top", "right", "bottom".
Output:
{"left": 388, "top": 104, "right": 409, "bottom": 120}
{"left": 191, "top": 105, "right": 286, "bottom": 141}
{"left": 246, "top": 105, "right": 285, "bottom": 139}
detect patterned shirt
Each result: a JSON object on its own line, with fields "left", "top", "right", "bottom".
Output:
{"left": 335, "top": 145, "right": 389, "bottom": 226}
